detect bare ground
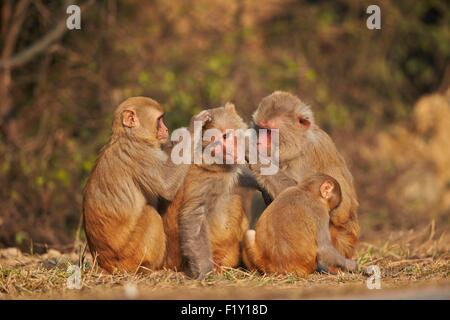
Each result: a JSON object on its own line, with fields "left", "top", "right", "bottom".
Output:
{"left": 1, "top": 223, "right": 449, "bottom": 300}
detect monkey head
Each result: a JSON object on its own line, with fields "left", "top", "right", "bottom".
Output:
{"left": 112, "top": 96, "right": 169, "bottom": 145}
{"left": 252, "top": 91, "right": 314, "bottom": 161}
{"left": 314, "top": 173, "right": 342, "bottom": 211}
{"left": 202, "top": 102, "right": 247, "bottom": 164}
{"left": 300, "top": 173, "right": 342, "bottom": 211}
{"left": 319, "top": 176, "right": 342, "bottom": 211}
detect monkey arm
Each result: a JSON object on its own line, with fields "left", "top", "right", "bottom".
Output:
{"left": 188, "top": 110, "right": 212, "bottom": 132}
{"left": 252, "top": 169, "right": 297, "bottom": 199}
{"left": 238, "top": 168, "right": 274, "bottom": 205}
{"left": 144, "top": 110, "right": 211, "bottom": 201}
{"left": 314, "top": 203, "right": 357, "bottom": 272}
{"left": 164, "top": 160, "right": 191, "bottom": 199}
{"left": 136, "top": 149, "right": 189, "bottom": 202}
{"left": 155, "top": 161, "right": 189, "bottom": 201}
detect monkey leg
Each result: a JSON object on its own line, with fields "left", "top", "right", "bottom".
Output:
{"left": 237, "top": 208, "right": 250, "bottom": 267}
{"left": 241, "top": 245, "right": 255, "bottom": 271}
{"left": 243, "top": 193, "right": 316, "bottom": 276}
{"left": 162, "top": 192, "right": 183, "bottom": 270}
{"left": 93, "top": 205, "right": 166, "bottom": 273}
{"left": 119, "top": 205, "right": 166, "bottom": 272}
{"left": 330, "top": 220, "right": 360, "bottom": 260}
{"left": 210, "top": 195, "right": 248, "bottom": 269}
{"left": 314, "top": 208, "right": 357, "bottom": 273}
{"left": 242, "top": 230, "right": 263, "bottom": 271}
{"left": 211, "top": 240, "right": 240, "bottom": 273}
{"left": 179, "top": 206, "right": 213, "bottom": 279}
{"left": 238, "top": 208, "right": 254, "bottom": 270}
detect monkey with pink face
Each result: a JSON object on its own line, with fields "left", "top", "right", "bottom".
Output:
{"left": 243, "top": 91, "right": 359, "bottom": 275}
{"left": 83, "top": 97, "right": 210, "bottom": 273}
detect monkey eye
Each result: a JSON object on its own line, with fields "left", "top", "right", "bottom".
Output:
{"left": 156, "top": 114, "right": 165, "bottom": 127}
{"left": 223, "top": 131, "right": 232, "bottom": 140}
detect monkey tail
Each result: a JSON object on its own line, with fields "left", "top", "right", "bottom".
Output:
{"left": 242, "top": 229, "right": 263, "bottom": 271}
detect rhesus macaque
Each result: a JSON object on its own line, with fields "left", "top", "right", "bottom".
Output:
{"left": 249, "top": 91, "right": 359, "bottom": 270}
{"left": 83, "top": 97, "right": 208, "bottom": 272}
{"left": 244, "top": 173, "right": 357, "bottom": 276}
{"left": 236, "top": 168, "right": 269, "bottom": 228}
{"left": 163, "top": 103, "right": 248, "bottom": 279}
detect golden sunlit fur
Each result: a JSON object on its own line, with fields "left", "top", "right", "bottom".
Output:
{"left": 250, "top": 91, "right": 359, "bottom": 263}
{"left": 164, "top": 180, "right": 248, "bottom": 271}
{"left": 243, "top": 173, "right": 356, "bottom": 276}
{"left": 163, "top": 103, "right": 248, "bottom": 279}
{"left": 83, "top": 97, "right": 188, "bottom": 272}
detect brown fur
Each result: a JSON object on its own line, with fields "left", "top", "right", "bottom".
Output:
{"left": 250, "top": 91, "right": 360, "bottom": 263}
{"left": 243, "top": 174, "right": 355, "bottom": 276}
{"left": 83, "top": 97, "right": 189, "bottom": 273}
{"left": 163, "top": 103, "right": 248, "bottom": 279}
{"left": 164, "top": 176, "right": 248, "bottom": 271}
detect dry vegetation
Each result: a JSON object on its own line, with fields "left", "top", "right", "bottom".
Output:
{"left": 2, "top": 91, "right": 448, "bottom": 300}
{"left": 1, "top": 1, "right": 449, "bottom": 300}
{"left": 1, "top": 223, "right": 449, "bottom": 299}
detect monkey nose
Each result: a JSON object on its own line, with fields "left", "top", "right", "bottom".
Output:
{"left": 258, "top": 120, "right": 268, "bottom": 128}
{"left": 259, "top": 120, "right": 276, "bottom": 129}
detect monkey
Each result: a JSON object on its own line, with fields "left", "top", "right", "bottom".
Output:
{"left": 83, "top": 96, "right": 209, "bottom": 273}
{"left": 243, "top": 173, "right": 357, "bottom": 276}
{"left": 235, "top": 168, "right": 270, "bottom": 229}
{"left": 248, "top": 91, "right": 359, "bottom": 272}
{"left": 163, "top": 102, "right": 249, "bottom": 279}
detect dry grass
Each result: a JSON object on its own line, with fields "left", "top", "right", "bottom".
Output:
{"left": 1, "top": 223, "right": 449, "bottom": 299}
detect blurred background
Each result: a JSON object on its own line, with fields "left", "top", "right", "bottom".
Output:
{"left": 0, "top": 0, "right": 449, "bottom": 253}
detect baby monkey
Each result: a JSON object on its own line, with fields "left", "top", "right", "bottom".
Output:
{"left": 164, "top": 103, "right": 248, "bottom": 279}
{"left": 243, "top": 173, "right": 357, "bottom": 276}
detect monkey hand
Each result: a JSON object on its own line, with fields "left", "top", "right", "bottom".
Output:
{"left": 317, "top": 244, "right": 358, "bottom": 274}
{"left": 189, "top": 110, "right": 212, "bottom": 131}
{"left": 344, "top": 258, "right": 358, "bottom": 272}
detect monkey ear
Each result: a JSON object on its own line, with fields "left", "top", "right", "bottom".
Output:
{"left": 297, "top": 115, "right": 311, "bottom": 128}
{"left": 320, "top": 180, "right": 334, "bottom": 199}
{"left": 122, "top": 110, "right": 140, "bottom": 128}
{"left": 224, "top": 102, "right": 236, "bottom": 112}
